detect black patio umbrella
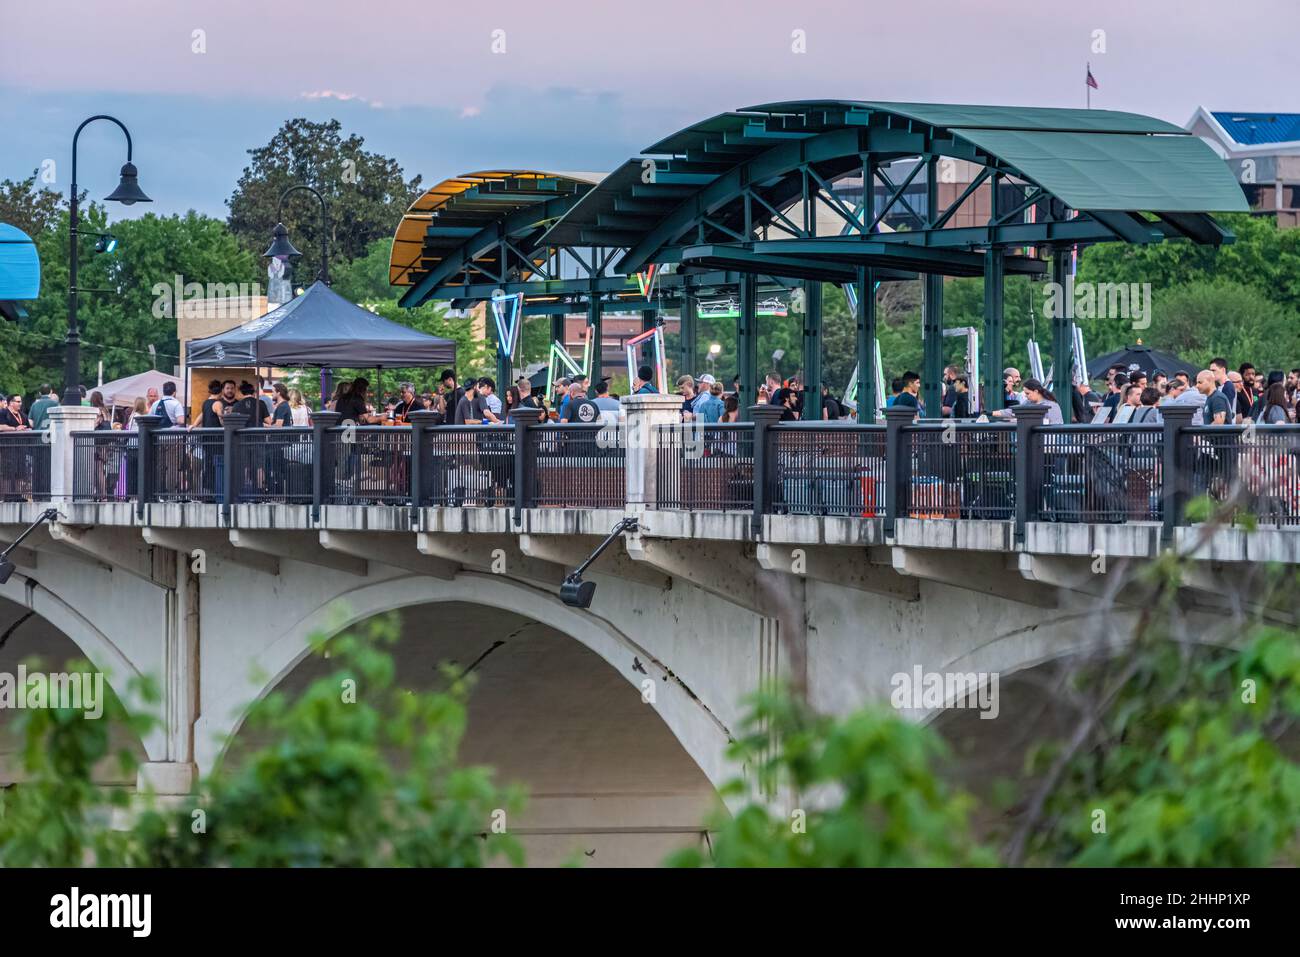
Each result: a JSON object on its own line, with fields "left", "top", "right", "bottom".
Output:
{"left": 1087, "top": 344, "right": 1199, "bottom": 380}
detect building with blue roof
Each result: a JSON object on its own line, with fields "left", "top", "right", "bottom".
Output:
{"left": 1186, "top": 107, "right": 1300, "bottom": 227}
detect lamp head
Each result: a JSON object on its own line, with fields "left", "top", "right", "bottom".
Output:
{"left": 263, "top": 222, "right": 302, "bottom": 259}
{"left": 104, "top": 162, "right": 151, "bottom": 205}
{"left": 559, "top": 575, "right": 597, "bottom": 609}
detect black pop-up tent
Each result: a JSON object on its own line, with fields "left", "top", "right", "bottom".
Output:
{"left": 1088, "top": 344, "right": 1199, "bottom": 380}
{"left": 186, "top": 281, "right": 456, "bottom": 368}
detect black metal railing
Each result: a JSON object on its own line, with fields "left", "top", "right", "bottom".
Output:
{"left": 418, "top": 426, "right": 513, "bottom": 507}
{"left": 153, "top": 428, "right": 224, "bottom": 503}
{"left": 768, "top": 424, "right": 888, "bottom": 516}
{"left": 902, "top": 424, "right": 1016, "bottom": 520}
{"left": 655, "top": 423, "right": 755, "bottom": 510}
{"left": 529, "top": 424, "right": 625, "bottom": 508}
{"left": 72, "top": 431, "right": 138, "bottom": 502}
{"left": 1036, "top": 425, "right": 1164, "bottom": 523}
{"left": 43, "top": 411, "right": 1300, "bottom": 533}
{"left": 237, "top": 427, "right": 314, "bottom": 504}
{"left": 323, "top": 426, "right": 413, "bottom": 506}
{"left": 1185, "top": 425, "right": 1300, "bottom": 526}
{"left": 0, "top": 433, "right": 51, "bottom": 502}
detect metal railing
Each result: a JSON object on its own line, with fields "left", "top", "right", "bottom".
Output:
{"left": 1036, "top": 425, "right": 1163, "bottom": 523}
{"left": 656, "top": 424, "right": 755, "bottom": 510}
{"left": 902, "top": 424, "right": 1016, "bottom": 520}
{"left": 421, "top": 426, "right": 513, "bottom": 507}
{"left": 237, "top": 428, "right": 313, "bottom": 504}
{"left": 1185, "top": 425, "right": 1300, "bottom": 526}
{"left": 529, "top": 424, "right": 624, "bottom": 508}
{"left": 768, "top": 424, "right": 888, "bottom": 516}
{"left": 72, "top": 431, "right": 138, "bottom": 502}
{"left": 0, "top": 433, "right": 51, "bottom": 502}
{"left": 152, "top": 428, "right": 224, "bottom": 503}
{"left": 324, "top": 426, "right": 413, "bottom": 506}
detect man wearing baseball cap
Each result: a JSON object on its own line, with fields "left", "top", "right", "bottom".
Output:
{"left": 693, "top": 373, "right": 725, "bottom": 423}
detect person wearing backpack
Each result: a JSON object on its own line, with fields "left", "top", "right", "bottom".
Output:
{"left": 152, "top": 381, "right": 186, "bottom": 427}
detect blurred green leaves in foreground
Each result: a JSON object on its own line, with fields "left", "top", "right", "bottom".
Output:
{"left": 0, "top": 614, "right": 522, "bottom": 867}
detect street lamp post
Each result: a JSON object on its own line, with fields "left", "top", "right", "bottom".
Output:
{"left": 66, "top": 115, "right": 151, "bottom": 406}
{"left": 264, "top": 185, "right": 330, "bottom": 286}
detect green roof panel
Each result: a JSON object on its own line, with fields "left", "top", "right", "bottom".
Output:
{"left": 953, "top": 128, "right": 1249, "bottom": 212}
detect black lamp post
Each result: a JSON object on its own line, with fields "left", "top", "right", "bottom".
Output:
{"left": 264, "top": 185, "right": 330, "bottom": 286}
{"left": 66, "top": 115, "right": 151, "bottom": 406}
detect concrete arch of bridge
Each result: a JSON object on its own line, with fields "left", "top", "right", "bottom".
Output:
{"left": 196, "top": 570, "right": 732, "bottom": 794}
{"left": 0, "top": 589, "right": 156, "bottom": 779}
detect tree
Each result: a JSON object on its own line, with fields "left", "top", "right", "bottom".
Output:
{"left": 226, "top": 119, "right": 423, "bottom": 277}
{"left": 668, "top": 688, "right": 995, "bottom": 867}
{"left": 0, "top": 615, "right": 524, "bottom": 868}
{"left": 0, "top": 172, "right": 65, "bottom": 237}
{"left": 6, "top": 208, "right": 257, "bottom": 396}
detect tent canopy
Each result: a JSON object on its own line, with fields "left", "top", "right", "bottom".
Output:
{"left": 94, "top": 369, "right": 182, "bottom": 408}
{"left": 1088, "top": 344, "right": 1200, "bottom": 379}
{"left": 186, "top": 281, "right": 456, "bottom": 368}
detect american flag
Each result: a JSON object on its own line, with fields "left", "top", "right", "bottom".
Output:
{"left": 1086, "top": 65, "right": 1099, "bottom": 90}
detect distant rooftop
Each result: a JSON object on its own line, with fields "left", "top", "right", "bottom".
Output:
{"left": 1211, "top": 111, "right": 1300, "bottom": 146}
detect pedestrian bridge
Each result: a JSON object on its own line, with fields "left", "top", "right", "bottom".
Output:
{"left": 1, "top": 395, "right": 1296, "bottom": 864}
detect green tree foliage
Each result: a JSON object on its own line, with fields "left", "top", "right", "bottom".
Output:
{"left": 0, "top": 667, "right": 156, "bottom": 867}
{"left": 0, "top": 615, "right": 523, "bottom": 867}
{"left": 226, "top": 119, "right": 422, "bottom": 275}
{"left": 1009, "top": 554, "right": 1300, "bottom": 868}
{"left": 1144, "top": 280, "right": 1297, "bottom": 372}
{"left": 0, "top": 172, "right": 64, "bottom": 237}
{"left": 668, "top": 689, "right": 994, "bottom": 867}
{"left": 0, "top": 173, "right": 256, "bottom": 398}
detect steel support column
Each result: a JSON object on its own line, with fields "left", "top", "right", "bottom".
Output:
{"left": 802, "top": 279, "right": 823, "bottom": 420}
{"left": 922, "top": 273, "right": 944, "bottom": 416}
{"left": 922, "top": 157, "right": 943, "bottom": 415}
{"left": 983, "top": 247, "right": 1005, "bottom": 410}
{"left": 856, "top": 267, "right": 876, "bottom": 422}
{"left": 1050, "top": 250, "right": 1072, "bottom": 420}
{"left": 678, "top": 277, "right": 697, "bottom": 379}
{"left": 588, "top": 297, "right": 603, "bottom": 383}
{"left": 551, "top": 314, "right": 565, "bottom": 349}
{"left": 640, "top": 308, "right": 656, "bottom": 333}
{"left": 738, "top": 274, "right": 758, "bottom": 419}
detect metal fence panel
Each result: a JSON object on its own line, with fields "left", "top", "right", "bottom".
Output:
{"left": 72, "top": 431, "right": 138, "bottom": 502}
{"left": 1185, "top": 425, "right": 1300, "bottom": 526}
{"left": 903, "top": 424, "right": 1016, "bottom": 520}
{"left": 768, "top": 424, "right": 889, "bottom": 516}
{"left": 530, "top": 424, "right": 625, "bottom": 508}
{"left": 1037, "top": 425, "right": 1163, "bottom": 523}
{"left": 655, "top": 424, "right": 755, "bottom": 510}
{"left": 0, "top": 433, "right": 51, "bottom": 502}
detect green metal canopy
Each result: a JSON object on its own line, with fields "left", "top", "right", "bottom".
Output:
{"left": 390, "top": 99, "right": 1249, "bottom": 424}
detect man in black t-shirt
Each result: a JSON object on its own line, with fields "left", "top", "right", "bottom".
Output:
{"left": 234, "top": 382, "right": 263, "bottom": 427}
{"left": 453, "top": 380, "right": 478, "bottom": 424}
{"left": 200, "top": 380, "right": 224, "bottom": 428}
{"left": 392, "top": 382, "right": 419, "bottom": 423}
{"left": 269, "top": 384, "right": 292, "bottom": 427}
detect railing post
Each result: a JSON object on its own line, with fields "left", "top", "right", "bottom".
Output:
{"left": 883, "top": 405, "right": 915, "bottom": 538}
{"left": 749, "top": 404, "right": 786, "bottom": 535}
{"left": 406, "top": 410, "right": 441, "bottom": 522}
{"left": 621, "top": 393, "right": 690, "bottom": 513}
{"left": 310, "top": 411, "right": 340, "bottom": 523}
{"left": 133, "top": 414, "right": 164, "bottom": 519}
{"left": 1011, "top": 404, "right": 1048, "bottom": 544}
{"left": 220, "top": 413, "right": 249, "bottom": 525}
{"left": 509, "top": 408, "right": 545, "bottom": 526}
{"left": 1160, "top": 405, "right": 1195, "bottom": 543}
{"left": 46, "top": 405, "right": 99, "bottom": 504}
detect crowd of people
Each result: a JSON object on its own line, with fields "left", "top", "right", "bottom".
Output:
{"left": 4, "top": 356, "right": 1299, "bottom": 437}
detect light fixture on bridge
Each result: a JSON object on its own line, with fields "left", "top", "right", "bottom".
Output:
{"left": 559, "top": 518, "right": 639, "bottom": 609}
{"left": 0, "top": 509, "right": 59, "bottom": 585}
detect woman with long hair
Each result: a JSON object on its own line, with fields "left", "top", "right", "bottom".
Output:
{"left": 504, "top": 385, "right": 522, "bottom": 422}
{"left": 328, "top": 381, "right": 351, "bottom": 412}
{"left": 288, "top": 388, "right": 310, "bottom": 426}
{"left": 1258, "top": 382, "right": 1292, "bottom": 424}
{"left": 1021, "top": 379, "right": 1064, "bottom": 425}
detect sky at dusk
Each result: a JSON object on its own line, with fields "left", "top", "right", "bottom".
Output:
{"left": 1, "top": 0, "right": 1295, "bottom": 221}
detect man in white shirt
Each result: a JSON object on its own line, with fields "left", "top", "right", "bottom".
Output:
{"left": 152, "top": 382, "right": 186, "bottom": 427}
